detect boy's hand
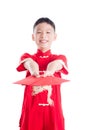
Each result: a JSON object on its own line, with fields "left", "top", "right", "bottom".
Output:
{"left": 43, "top": 60, "right": 63, "bottom": 77}
{"left": 24, "top": 58, "right": 39, "bottom": 77}
{"left": 42, "top": 70, "right": 54, "bottom": 77}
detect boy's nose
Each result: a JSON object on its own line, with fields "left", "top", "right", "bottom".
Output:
{"left": 41, "top": 32, "right": 46, "bottom": 38}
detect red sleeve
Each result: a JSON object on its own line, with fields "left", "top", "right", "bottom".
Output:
{"left": 53, "top": 54, "right": 68, "bottom": 75}
{"left": 58, "top": 55, "right": 68, "bottom": 74}
{"left": 16, "top": 53, "right": 32, "bottom": 72}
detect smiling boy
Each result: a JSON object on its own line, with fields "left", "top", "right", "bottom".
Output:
{"left": 16, "top": 17, "right": 68, "bottom": 130}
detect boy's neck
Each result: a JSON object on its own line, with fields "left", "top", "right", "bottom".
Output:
{"left": 38, "top": 48, "right": 50, "bottom": 53}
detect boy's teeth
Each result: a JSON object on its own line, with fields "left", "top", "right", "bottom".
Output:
{"left": 40, "top": 40, "right": 47, "bottom": 43}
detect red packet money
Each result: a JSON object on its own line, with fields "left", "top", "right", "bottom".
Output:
{"left": 13, "top": 76, "right": 69, "bottom": 86}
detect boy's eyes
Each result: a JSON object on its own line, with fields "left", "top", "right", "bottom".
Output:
{"left": 37, "top": 31, "right": 51, "bottom": 34}
{"left": 47, "top": 31, "right": 51, "bottom": 33}
{"left": 37, "top": 31, "right": 41, "bottom": 33}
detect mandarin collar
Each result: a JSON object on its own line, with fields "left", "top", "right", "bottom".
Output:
{"left": 35, "top": 49, "right": 51, "bottom": 57}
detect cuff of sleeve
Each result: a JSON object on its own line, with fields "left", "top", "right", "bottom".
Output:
{"left": 57, "top": 60, "right": 68, "bottom": 74}
{"left": 16, "top": 58, "right": 31, "bottom": 71}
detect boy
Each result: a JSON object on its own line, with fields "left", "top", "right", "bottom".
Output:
{"left": 16, "top": 17, "right": 68, "bottom": 130}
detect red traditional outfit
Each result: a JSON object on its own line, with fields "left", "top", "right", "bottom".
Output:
{"left": 16, "top": 49, "right": 68, "bottom": 130}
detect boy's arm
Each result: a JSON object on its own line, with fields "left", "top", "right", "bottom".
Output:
{"left": 16, "top": 53, "right": 31, "bottom": 71}
{"left": 23, "top": 58, "right": 39, "bottom": 77}
{"left": 44, "top": 59, "right": 68, "bottom": 77}
{"left": 16, "top": 53, "right": 39, "bottom": 76}
{"left": 43, "top": 60, "right": 63, "bottom": 76}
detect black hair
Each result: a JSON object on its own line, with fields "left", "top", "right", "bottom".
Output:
{"left": 33, "top": 17, "right": 55, "bottom": 32}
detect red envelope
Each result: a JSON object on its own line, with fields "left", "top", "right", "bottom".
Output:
{"left": 13, "top": 76, "right": 69, "bottom": 86}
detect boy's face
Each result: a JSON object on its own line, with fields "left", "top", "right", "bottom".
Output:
{"left": 32, "top": 22, "right": 57, "bottom": 52}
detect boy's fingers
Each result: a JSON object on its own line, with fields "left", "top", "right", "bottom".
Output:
{"left": 43, "top": 71, "right": 54, "bottom": 77}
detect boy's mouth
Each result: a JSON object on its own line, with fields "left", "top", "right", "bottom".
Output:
{"left": 40, "top": 40, "right": 48, "bottom": 43}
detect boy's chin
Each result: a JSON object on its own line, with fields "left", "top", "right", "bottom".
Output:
{"left": 40, "top": 45, "right": 50, "bottom": 49}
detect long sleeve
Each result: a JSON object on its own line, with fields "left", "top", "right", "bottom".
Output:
{"left": 16, "top": 53, "right": 32, "bottom": 72}
{"left": 55, "top": 55, "right": 68, "bottom": 74}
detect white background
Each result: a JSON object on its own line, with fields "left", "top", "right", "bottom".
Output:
{"left": 0, "top": 0, "right": 87, "bottom": 130}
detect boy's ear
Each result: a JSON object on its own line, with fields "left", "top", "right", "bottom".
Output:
{"left": 32, "top": 34, "right": 35, "bottom": 41}
{"left": 54, "top": 33, "right": 57, "bottom": 41}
